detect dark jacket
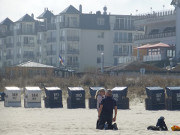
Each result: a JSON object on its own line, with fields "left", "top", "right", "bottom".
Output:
{"left": 156, "top": 118, "right": 168, "bottom": 131}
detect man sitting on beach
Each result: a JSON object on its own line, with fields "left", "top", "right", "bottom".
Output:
{"left": 97, "top": 90, "right": 118, "bottom": 130}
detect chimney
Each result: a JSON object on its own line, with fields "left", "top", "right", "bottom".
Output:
{"left": 79, "top": 4, "right": 82, "bottom": 13}
{"left": 31, "top": 13, "right": 34, "bottom": 19}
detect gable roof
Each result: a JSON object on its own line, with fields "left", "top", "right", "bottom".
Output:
{"left": 17, "top": 61, "right": 55, "bottom": 68}
{"left": 0, "top": 18, "right": 13, "bottom": 25}
{"left": 60, "top": 5, "right": 80, "bottom": 14}
{"left": 37, "top": 9, "right": 54, "bottom": 19}
{"left": 16, "top": 14, "right": 35, "bottom": 22}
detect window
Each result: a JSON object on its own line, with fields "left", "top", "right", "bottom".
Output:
{"left": 97, "top": 32, "right": 104, "bottom": 38}
{"left": 97, "top": 57, "right": 101, "bottom": 64}
{"left": 70, "top": 17, "right": 78, "bottom": 27}
{"left": 24, "top": 37, "right": 28, "bottom": 44}
{"left": 97, "top": 44, "right": 104, "bottom": 51}
{"left": 97, "top": 18, "right": 105, "bottom": 25}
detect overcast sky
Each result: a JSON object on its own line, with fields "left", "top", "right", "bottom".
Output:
{"left": 0, "top": 0, "right": 174, "bottom": 22}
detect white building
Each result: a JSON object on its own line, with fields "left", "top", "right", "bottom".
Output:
{"left": 0, "top": 5, "right": 141, "bottom": 72}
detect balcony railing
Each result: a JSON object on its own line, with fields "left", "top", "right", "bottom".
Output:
{"left": 134, "top": 32, "right": 176, "bottom": 41}
{"left": 66, "top": 62, "right": 79, "bottom": 67}
{"left": 23, "top": 54, "right": 34, "bottom": 59}
{"left": 16, "top": 42, "right": 21, "bottom": 46}
{"left": 37, "top": 40, "right": 42, "bottom": 44}
{"left": 47, "top": 24, "right": 56, "bottom": 30}
{"left": 6, "top": 43, "right": 14, "bottom": 48}
{"left": 47, "top": 51, "right": 56, "bottom": 56}
{"left": 17, "top": 54, "right": 21, "bottom": 58}
{"left": 6, "top": 55, "right": 13, "bottom": 60}
{"left": 23, "top": 43, "right": 35, "bottom": 47}
{"left": 114, "top": 25, "right": 135, "bottom": 30}
{"left": 0, "top": 31, "right": 13, "bottom": 38}
{"left": 60, "top": 36, "right": 65, "bottom": 41}
{"left": 142, "top": 54, "right": 168, "bottom": 62}
{"left": 59, "top": 50, "right": 65, "bottom": 54}
{"left": 16, "top": 30, "right": 36, "bottom": 35}
{"left": 113, "top": 52, "right": 129, "bottom": 56}
{"left": 136, "top": 10, "right": 175, "bottom": 20}
{"left": 113, "top": 39, "right": 132, "bottom": 43}
{"left": 47, "top": 38, "right": 56, "bottom": 43}
{"left": 67, "top": 49, "right": 79, "bottom": 54}
{"left": 67, "top": 36, "right": 79, "bottom": 41}
{"left": 37, "top": 52, "right": 41, "bottom": 57}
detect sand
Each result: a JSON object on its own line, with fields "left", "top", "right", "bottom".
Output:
{"left": 0, "top": 99, "right": 180, "bottom": 135}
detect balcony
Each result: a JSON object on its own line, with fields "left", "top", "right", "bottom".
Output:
{"left": 23, "top": 43, "right": 35, "bottom": 47}
{"left": 67, "top": 49, "right": 79, "bottom": 54}
{"left": 136, "top": 10, "right": 175, "bottom": 20}
{"left": 47, "top": 38, "right": 56, "bottom": 43}
{"left": 37, "top": 40, "right": 42, "bottom": 44}
{"left": 114, "top": 25, "right": 135, "bottom": 30}
{"left": 134, "top": 32, "right": 176, "bottom": 41}
{"left": 47, "top": 24, "right": 56, "bottom": 30}
{"left": 23, "top": 54, "right": 34, "bottom": 59}
{"left": 143, "top": 55, "right": 163, "bottom": 62}
{"left": 6, "top": 43, "right": 14, "bottom": 48}
{"left": 59, "top": 22, "right": 79, "bottom": 28}
{"left": 47, "top": 51, "right": 56, "bottom": 56}
{"left": 37, "top": 52, "right": 41, "bottom": 57}
{"left": 16, "top": 30, "right": 36, "bottom": 35}
{"left": 113, "top": 52, "right": 129, "bottom": 56}
{"left": 67, "top": 62, "right": 79, "bottom": 67}
{"left": 0, "top": 31, "right": 13, "bottom": 38}
{"left": 60, "top": 36, "right": 65, "bottom": 41}
{"left": 113, "top": 39, "right": 132, "bottom": 43}
{"left": 67, "top": 36, "right": 79, "bottom": 41}
{"left": 6, "top": 55, "right": 13, "bottom": 60}
{"left": 59, "top": 50, "right": 65, "bottom": 54}
{"left": 17, "top": 54, "right": 21, "bottom": 58}
{"left": 16, "top": 42, "right": 21, "bottom": 46}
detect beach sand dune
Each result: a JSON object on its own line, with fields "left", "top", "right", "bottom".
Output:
{"left": 0, "top": 100, "right": 180, "bottom": 135}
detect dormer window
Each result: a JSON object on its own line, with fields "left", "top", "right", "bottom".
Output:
{"left": 97, "top": 18, "right": 105, "bottom": 25}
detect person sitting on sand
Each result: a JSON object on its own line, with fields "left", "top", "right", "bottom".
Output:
{"left": 97, "top": 90, "right": 118, "bottom": 130}
{"left": 147, "top": 116, "right": 168, "bottom": 131}
{"left": 95, "top": 88, "right": 105, "bottom": 129}
{"left": 156, "top": 116, "right": 168, "bottom": 131}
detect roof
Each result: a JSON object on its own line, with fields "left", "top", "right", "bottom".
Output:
{"left": 112, "top": 87, "right": 127, "bottom": 91}
{"left": 5, "top": 87, "right": 21, "bottom": 91}
{"left": 60, "top": 5, "right": 80, "bottom": 14}
{"left": 45, "top": 87, "right": 61, "bottom": 91}
{"left": 80, "top": 14, "right": 110, "bottom": 30}
{"left": 16, "top": 61, "right": 55, "bottom": 68}
{"left": 37, "top": 9, "right": 54, "bottom": 19}
{"left": 137, "top": 43, "right": 170, "bottom": 49}
{"left": 16, "top": 14, "right": 35, "bottom": 22}
{"left": 0, "top": 18, "right": 13, "bottom": 25}
{"left": 25, "top": 87, "right": 41, "bottom": 91}
{"left": 68, "top": 87, "right": 84, "bottom": 91}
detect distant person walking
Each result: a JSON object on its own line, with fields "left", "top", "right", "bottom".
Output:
{"left": 95, "top": 88, "right": 105, "bottom": 128}
{"left": 97, "top": 90, "right": 118, "bottom": 130}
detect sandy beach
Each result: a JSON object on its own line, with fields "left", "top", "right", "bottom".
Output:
{"left": 0, "top": 99, "right": 180, "bottom": 135}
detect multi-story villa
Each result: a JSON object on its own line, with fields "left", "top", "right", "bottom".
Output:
{"left": 0, "top": 5, "right": 138, "bottom": 72}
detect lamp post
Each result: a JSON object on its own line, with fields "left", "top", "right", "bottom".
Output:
{"left": 171, "top": 0, "right": 180, "bottom": 60}
{"left": 101, "top": 52, "right": 104, "bottom": 73}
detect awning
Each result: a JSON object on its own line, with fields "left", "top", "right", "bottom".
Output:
{"left": 137, "top": 43, "right": 170, "bottom": 49}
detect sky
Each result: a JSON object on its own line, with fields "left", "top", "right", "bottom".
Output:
{"left": 0, "top": 0, "right": 174, "bottom": 22}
